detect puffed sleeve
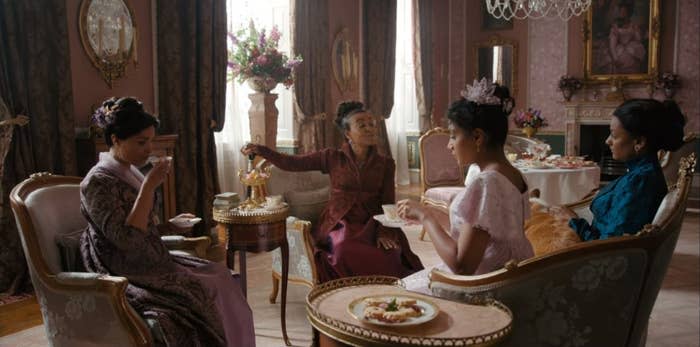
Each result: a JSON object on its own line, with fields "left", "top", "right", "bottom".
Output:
{"left": 256, "top": 145, "right": 331, "bottom": 173}
{"left": 452, "top": 175, "right": 497, "bottom": 234}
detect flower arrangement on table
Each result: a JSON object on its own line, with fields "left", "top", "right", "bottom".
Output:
{"left": 558, "top": 75, "right": 583, "bottom": 101}
{"left": 513, "top": 108, "right": 547, "bottom": 138}
{"left": 227, "top": 20, "right": 303, "bottom": 91}
{"left": 655, "top": 72, "right": 681, "bottom": 99}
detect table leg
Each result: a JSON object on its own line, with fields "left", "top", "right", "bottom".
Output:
{"left": 281, "top": 239, "right": 291, "bottom": 346}
{"left": 239, "top": 250, "right": 247, "bottom": 298}
{"left": 226, "top": 249, "right": 235, "bottom": 271}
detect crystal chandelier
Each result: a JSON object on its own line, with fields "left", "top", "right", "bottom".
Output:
{"left": 485, "top": 0, "right": 592, "bottom": 21}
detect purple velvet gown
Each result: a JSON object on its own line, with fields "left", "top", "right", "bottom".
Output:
{"left": 80, "top": 153, "right": 255, "bottom": 347}
{"left": 257, "top": 143, "right": 424, "bottom": 283}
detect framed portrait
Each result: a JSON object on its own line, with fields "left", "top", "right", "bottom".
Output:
{"left": 481, "top": 2, "right": 513, "bottom": 31}
{"left": 583, "top": 0, "right": 660, "bottom": 83}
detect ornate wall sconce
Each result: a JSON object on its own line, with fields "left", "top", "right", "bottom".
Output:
{"left": 331, "top": 27, "right": 358, "bottom": 93}
{"left": 79, "top": 0, "right": 138, "bottom": 88}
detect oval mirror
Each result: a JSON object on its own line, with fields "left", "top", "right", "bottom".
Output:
{"left": 79, "top": 0, "right": 137, "bottom": 87}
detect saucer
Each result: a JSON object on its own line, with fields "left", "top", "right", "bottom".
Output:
{"left": 373, "top": 214, "right": 406, "bottom": 228}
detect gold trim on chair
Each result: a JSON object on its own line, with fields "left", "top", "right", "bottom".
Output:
{"left": 10, "top": 173, "right": 152, "bottom": 346}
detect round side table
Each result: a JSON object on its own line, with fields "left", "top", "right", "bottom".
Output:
{"left": 213, "top": 205, "right": 291, "bottom": 346}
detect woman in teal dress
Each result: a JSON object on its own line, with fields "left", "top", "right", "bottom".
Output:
{"left": 566, "top": 99, "right": 686, "bottom": 240}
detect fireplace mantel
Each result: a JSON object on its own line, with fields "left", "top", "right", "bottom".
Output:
{"left": 564, "top": 101, "right": 620, "bottom": 156}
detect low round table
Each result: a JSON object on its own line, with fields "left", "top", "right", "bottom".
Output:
{"left": 213, "top": 205, "right": 291, "bottom": 346}
{"left": 307, "top": 276, "right": 513, "bottom": 347}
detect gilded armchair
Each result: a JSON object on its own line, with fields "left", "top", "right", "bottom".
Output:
{"left": 428, "top": 153, "right": 696, "bottom": 347}
{"left": 418, "top": 127, "right": 465, "bottom": 210}
{"left": 9, "top": 173, "right": 211, "bottom": 346}
{"left": 658, "top": 133, "right": 697, "bottom": 187}
{"left": 266, "top": 165, "right": 330, "bottom": 299}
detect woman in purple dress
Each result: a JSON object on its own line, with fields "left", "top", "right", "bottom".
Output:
{"left": 80, "top": 97, "right": 255, "bottom": 347}
{"left": 241, "top": 101, "right": 423, "bottom": 283}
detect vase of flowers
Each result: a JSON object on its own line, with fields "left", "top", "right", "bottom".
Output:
{"left": 514, "top": 108, "right": 547, "bottom": 138}
{"left": 228, "top": 20, "right": 303, "bottom": 93}
{"left": 655, "top": 72, "right": 681, "bottom": 100}
{"left": 558, "top": 75, "right": 583, "bottom": 102}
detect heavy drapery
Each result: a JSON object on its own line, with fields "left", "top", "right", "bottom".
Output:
{"left": 363, "top": 0, "right": 397, "bottom": 157}
{"left": 413, "top": 0, "right": 433, "bottom": 132}
{"left": 156, "top": 0, "right": 227, "bottom": 235}
{"left": 292, "top": 0, "right": 330, "bottom": 153}
{"left": 0, "top": 0, "right": 76, "bottom": 293}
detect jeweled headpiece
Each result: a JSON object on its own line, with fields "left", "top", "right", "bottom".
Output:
{"left": 91, "top": 104, "right": 115, "bottom": 129}
{"left": 460, "top": 78, "right": 501, "bottom": 106}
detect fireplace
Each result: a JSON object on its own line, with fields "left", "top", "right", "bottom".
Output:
{"left": 565, "top": 101, "right": 626, "bottom": 181}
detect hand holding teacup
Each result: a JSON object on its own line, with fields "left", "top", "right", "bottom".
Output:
{"left": 396, "top": 199, "right": 426, "bottom": 222}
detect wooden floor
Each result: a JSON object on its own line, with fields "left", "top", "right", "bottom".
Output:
{"left": 1, "top": 187, "right": 698, "bottom": 346}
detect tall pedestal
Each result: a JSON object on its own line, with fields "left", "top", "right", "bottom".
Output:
{"left": 248, "top": 92, "right": 279, "bottom": 151}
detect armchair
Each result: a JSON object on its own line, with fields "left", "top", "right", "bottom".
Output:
{"left": 418, "top": 127, "right": 465, "bottom": 210}
{"left": 266, "top": 165, "right": 330, "bottom": 298}
{"left": 9, "top": 173, "right": 211, "bottom": 346}
{"left": 428, "top": 153, "right": 696, "bottom": 347}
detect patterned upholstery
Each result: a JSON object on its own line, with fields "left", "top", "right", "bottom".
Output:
{"left": 428, "top": 153, "right": 696, "bottom": 347}
{"left": 267, "top": 166, "right": 330, "bottom": 296}
{"left": 10, "top": 173, "right": 217, "bottom": 346}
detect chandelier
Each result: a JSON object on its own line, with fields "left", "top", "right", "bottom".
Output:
{"left": 485, "top": 0, "right": 592, "bottom": 21}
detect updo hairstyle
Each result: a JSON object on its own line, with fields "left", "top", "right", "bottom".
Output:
{"left": 446, "top": 84, "right": 514, "bottom": 148}
{"left": 97, "top": 97, "right": 159, "bottom": 147}
{"left": 335, "top": 101, "right": 366, "bottom": 131}
{"left": 612, "top": 99, "right": 686, "bottom": 152}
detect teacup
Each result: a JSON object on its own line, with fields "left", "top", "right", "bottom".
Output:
{"left": 266, "top": 195, "right": 283, "bottom": 208}
{"left": 382, "top": 204, "right": 400, "bottom": 221}
{"left": 148, "top": 156, "right": 173, "bottom": 165}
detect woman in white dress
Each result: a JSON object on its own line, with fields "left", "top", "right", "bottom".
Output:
{"left": 398, "top": 79, "right": 534, "bottom": 291}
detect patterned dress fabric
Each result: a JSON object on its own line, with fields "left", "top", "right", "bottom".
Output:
{"left": 257, "top": 143, "right": 423, "bottom": 283}
{"left": 570, "top": 154, "right": 667, "bottom": 241}
{"left": 449, "top": 170, "right": 534, "bottom": 274}
{"left": 80, "top": 153, "right": 255, "bottom": 347}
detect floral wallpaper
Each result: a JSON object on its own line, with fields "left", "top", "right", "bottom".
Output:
{"left": 677, "top": 0, "right": 699, "bottom": 133}
{"left": 526, "top": 18, "right": 568, "bottom": 132}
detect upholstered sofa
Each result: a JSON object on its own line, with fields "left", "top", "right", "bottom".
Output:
{"left": 428, "top": 153, "right": 696, "bottom": 347}
{"left": 10, "top": 173, "right": 211, "bottom": 346}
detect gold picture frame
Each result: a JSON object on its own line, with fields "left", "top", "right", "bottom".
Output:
{"left": 583, "top": 0, "right": 660, "bottom": 83}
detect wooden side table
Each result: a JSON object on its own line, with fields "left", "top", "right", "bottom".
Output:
{"left": 213, "top": 205, "right": 292, "bottom": 346}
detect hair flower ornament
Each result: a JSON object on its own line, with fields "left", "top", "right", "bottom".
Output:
{"left": 460, "top": 78, "right": 502, "bottom": 106}
{"left": 91, "top": 104, "right": 115, "bottom": 129}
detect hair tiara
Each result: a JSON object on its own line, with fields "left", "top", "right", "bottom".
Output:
{"left": 460, "top": 78, "right": 502, "bottom": 106}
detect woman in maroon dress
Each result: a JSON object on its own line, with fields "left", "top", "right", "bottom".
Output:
{"left": 242, "top": 101, "right": 423, "bottom": 282}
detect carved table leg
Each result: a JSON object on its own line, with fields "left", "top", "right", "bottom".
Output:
{"left": 281, "top": 239, "right": 291, "bottom": 346}
{"left": 239, "top": 250, "right": 247, "bottom": 298}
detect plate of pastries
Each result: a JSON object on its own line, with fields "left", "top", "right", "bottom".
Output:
{"left": 347, "top": 294, "right": 439, "bottom": 327}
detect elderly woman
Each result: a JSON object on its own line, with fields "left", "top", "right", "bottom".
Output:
{"left": 80, "top": 97, "right": 255, "bottom": 347}
{"left": 241, "top": 101, "right": 423, "bottom": 283}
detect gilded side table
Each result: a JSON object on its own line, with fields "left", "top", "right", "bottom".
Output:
{"left": 306, "top": 276, "right": 513, "bottom": 347}
{"left": 213, "top": 205, "right": 291, "bottom": 346}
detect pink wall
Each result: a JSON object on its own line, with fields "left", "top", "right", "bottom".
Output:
{"left": 427, "top": 0, "right": 697, "bottom": 134}
{"left": 66, "top": 0, "right": 155, "bottom": 127}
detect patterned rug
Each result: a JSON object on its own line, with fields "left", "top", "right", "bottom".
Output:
{"left": 0, "top": 293, "right": 33, "bottom": 306}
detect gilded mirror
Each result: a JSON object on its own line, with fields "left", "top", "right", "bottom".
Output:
{"left": 79, "top": 0, "right": 137, "bottom": 88}
{"left": 473, "top": 36, "right": 518, "bottom": 95}
{"left": 331, "top": 27, "right": 358, "bottom": 92}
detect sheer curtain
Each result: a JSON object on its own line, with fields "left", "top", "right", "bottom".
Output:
{"left": 215, "top": 0, "right": 292, "bottom": 195}
{"left": 388, "top": 0, "right": 419, "bottom": 186}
